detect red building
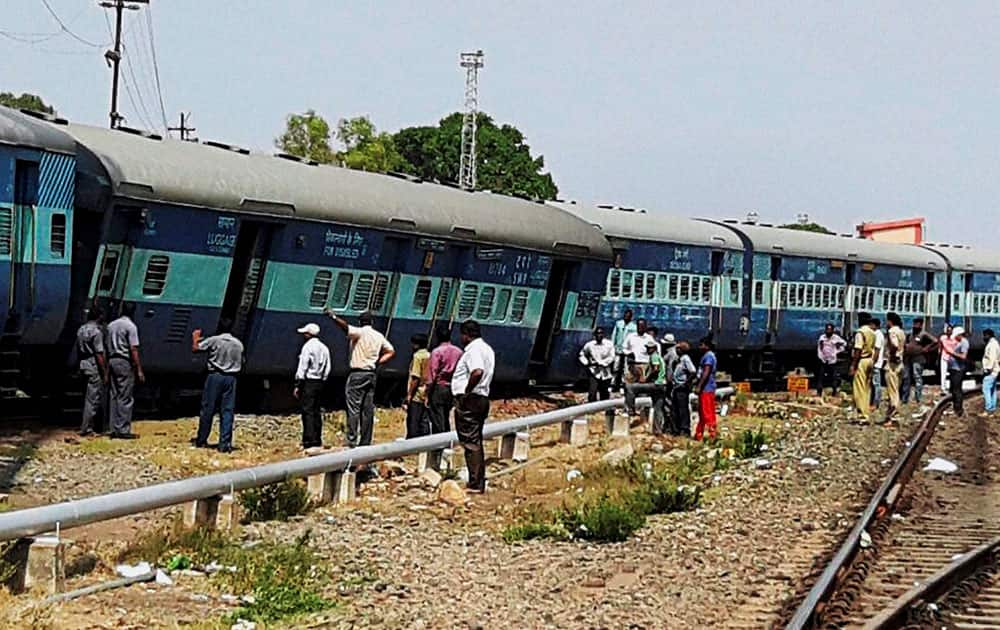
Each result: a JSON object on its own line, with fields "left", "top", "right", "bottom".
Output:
{"left": 856, "top": 217, "right": 925, "bottom": 245}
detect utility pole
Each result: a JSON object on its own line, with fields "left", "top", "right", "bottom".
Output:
{"left": 168, "top": 112, "right": 197, "bottom": 141}
{"left": 100, "top": 0, "right": 149, "bottom": 129}
{"left": 458, "top": 50, "right": 484, "bottom": 191}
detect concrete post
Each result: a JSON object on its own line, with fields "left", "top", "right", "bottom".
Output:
{"left": 4, "top": 535, "right": 66, "bottom": 594}
{"left": 216, "top": 494, "right": 239, "bottom": 531}
{"left": 417, "top": 450, "right": 442, "bottom": 473}
{"left": 308, "top": 471, "right": 357, "bottom": 505}
{"left": 612, "top": 414, "right": 630, "bottom": 437}
{"left": 183, "top": 496, "right": 220, "bottom": 529}
{"left": 560, "top": 418, "right": 589, "bottom": 446}
{"left": 512, "top": 431, "right": 530, "bottom": 462}
{"left": 498, "top": 433, "right": 516, "bottom": 460}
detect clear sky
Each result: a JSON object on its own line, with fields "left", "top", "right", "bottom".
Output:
{"left": 4, "top": 1, "right": 999, "bottom": 247}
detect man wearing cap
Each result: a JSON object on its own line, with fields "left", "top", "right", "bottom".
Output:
{"left": 947, "top": 326, "right": 970, "bottom": 416}
{"left": 191, "top": 318, "right": 244, "bottom": 453}
{"left": 324, "top": 309, "right": 395, "bottom": 449}
{"left": 625, "top": 338, "right": 669, "bottom": 433}
{"left": 579, "top": 327, "right": 615, "bottom": 403}
{"left": 295, "top": 323, "right": 331, "bottom": 452}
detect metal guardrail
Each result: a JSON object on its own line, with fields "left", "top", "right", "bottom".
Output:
{"left": 0, "top": 389, "right": 730, "bottom": 542}
{"left": 785, "top": 384, "right": 983, "bottom": 630}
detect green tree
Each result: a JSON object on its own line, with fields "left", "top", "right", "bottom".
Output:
{"left": 779, "top": 222, "right": 834, "bottom": 235}
{"left": 0, "top": 92, "right": 55, "bottom": 115}
{"left": 393, "top": 112, "right": 558, "bottom": 199}
{"left": 336, "top": 116, "right": 405, "bottom": 173}
{"left": 275, "top": 110, "right": 335, "bottom": 164}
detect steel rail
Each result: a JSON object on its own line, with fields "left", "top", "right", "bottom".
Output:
{"left": 0, "top": 389, "right": 730, "bottom": 542}
{"left": 785, "top": 385, "right": 982, "bottom": 630}
{"left": 862, "top": 536, "right": 1000, "bottom": 630}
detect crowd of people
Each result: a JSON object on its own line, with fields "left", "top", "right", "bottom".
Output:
{"left": 819, "top": 312, "right": 998, "bottom": 422}
{"left": 579, "top": 308, "right": 720, "bottom": 441}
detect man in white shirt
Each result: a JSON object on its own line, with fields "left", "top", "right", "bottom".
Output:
{"left": 983, "top": 328, "right": 999, "bottom": 414}
{"left": 324, "top": 309, "right": 395, "bottom": 450}
{"left": 623, "top": 318, "right": 651, "bottom": 384}
{"left": 451, "top": 319, "right": 495, "bottom": 494}
{"left": 870, "top": 318, "right": 886, "bottom": 410}
{"left": 295, "top": 323, "right": 331, "bottom": 452}
{"left": 579, "top": 327, "right": 615, "bottom": 402}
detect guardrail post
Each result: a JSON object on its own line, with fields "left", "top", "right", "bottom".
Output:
{"left": 498, "top": 433, "right": 516, "bottom": 460}
{"left": 513, "top": 431, "right": 530, "bottom": 462}
{"left": 418, "top": 450, "right": 442, "bottom": 473}
{"left": 3, "top": 535, "right": 66, "bottom": 594}
{"left": 308, "top": 471, "right": 356, "bottom": 505}
{"left": 560, "top": 418, "right": 589, "bottom": 446}
{"left": 184, "top": 496, "right": 221, "bottom": 529}
{"left": 612, "top": 414, "right": 630, "bottom": 437}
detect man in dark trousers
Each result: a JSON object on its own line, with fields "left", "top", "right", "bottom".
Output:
{"left": 426, "top": 323, "right": 462, "bottom": 434}
{"left": 451, "top": 320, "right": 495, "bottom": 494}
{"left": 294, "top": 323, "right": 331, "bottom": 453}
{"left": 191, "top": 318, "right": 244, "bottom": 453}
{"left": 106, "top": 302, "right": 144, "bottom": 439}
{"left": 403, "top": 333, "right": 431, "bottom": 438}
{"left": 76, "top": 306, "right": 108, "bottom": 437}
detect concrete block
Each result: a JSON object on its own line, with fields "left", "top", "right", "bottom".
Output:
{"left": 498, "top": 433, "right": 517, "bottom": 460}
{"left": 216, "top": 494, "right": 239, "bottom": 531}
{"left": 603, "top": 410, "right": 615, "bottom": 434}
{"left": 613, "top": 414, "right": 630, "bottom": 437}
{"left": 4, "top": 536, "right": 66, "bottom": 594}
{"left": 512, "top": 431, "right": 530, "bottom": 462}
{"left": 183, "top": 496, "right": 221, "bottom": 529}
{"left": 334, "top": 471, "right": 356, "bottom": 503}
{"left": 560, "top": 418, "right": 589, "bottom": 446}
{"left": 417, "top": 450, "right": 442, "bottom": 473}
{"left": 307, "top": 471, "right": 356, "bottom": 505}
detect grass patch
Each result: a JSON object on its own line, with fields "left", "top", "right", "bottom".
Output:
{"left": 240, "top": 480, "right": 311, "bottom": 523}
{"left": 729, "top": 427, "right": 768, "bottom": 459}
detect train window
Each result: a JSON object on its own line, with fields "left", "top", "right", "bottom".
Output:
{"left": 457, "top": 284, "right": 479, "bottom": 320}
{"left": 574, "top": 292, "right": 600, "bottom": 325}
{"left": 701, "top": 277, "right": 711, "bottom": 303}
{"left": 729, "top": 279, "right": 739, "bottom": 303}
{"left": 937, "top": 294, "right": 945, "bottom": 314}
{"left": 868, "top": 289, "right": 876, "bottom": 311}
{"left": 679, "top": 276, "right": 690, "bottom": 302}
{"left": 351, "top": 274, "right": 375, "bottom": 311}
{"left": 309, "top": 270, "right": 333, "bottom": 308}
{"left": 494, "top": 288, "right": 512, "bottom": 321}
{"left": 905, "top": 293, "right": 914, "bottom": 313}
{"left": 622, "top": 272, "right": 633, "bottom": 299}
{"left": 917, "top": 294, "right": 924, "bottom": 313}
{"left": 796, "top": 285, "right": 805, "bottom": 308}
{"left": 510, "top": 289, "right": 528, "bottom": 323}
{"left": 434, "top": 280, "right": 452, "bottom": 318}
{"left": 645, "top": 274, "right": 656, "bottom": 300}
{"left": 607, "top": 270, "right": 621, "bottom": 298}
{"left": 952, "top": 293, "right": 961, "bottom": 311}
{"left": 806, "top": 285, "right": 815, "bottom": 308}
{"left": 669, "top": 275, "right": 679, "bottom": 301}
{"left": 370, "top": 274, "right": 391, "bottom": 311}
{"left": 820, "top": 286, "right": 829, "bottom": 308}
{"left": 753, "top": 281, "right": 764, "bottom": 306}
{"left": 633, "top": 273, "right": 645, "bottom": 300}
{"left": 780, "top": 283, "right": 789, "bottom": 307}
{"left": 476, "top": 286, "right": 496, "bottom": 320}
{"left": 50, "top": 213, "right": 66, "bottom": 258}
{"left": 0, "top": 207, "right": 11, "bottom": 256}
{"left": 97, "top": 249, "right": 120, "bottom": 293}
{"left": 141, "top": 255, "right": 170, "bottom": 296}
{"left": 329, "top": 273, "right": 353, "bottom": 309}
{"left": 655, "top": 274, "right": 667, "bottom": 300}
{"left": 411, "top": 279, "right": 433, "bottom": 315}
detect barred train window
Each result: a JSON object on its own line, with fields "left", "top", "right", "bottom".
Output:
{"left": 937, "top": 294, "right": 945, "bottom": 314}
{"left": 142, "top": 255, "right": 170, "bottom": 296}
{"left": 645, "top": 274, "right": 656, "bottom": 300}
{"left": 729, "top": 279, "right": 739, "bottom": 303}
{"left": 457, "top": 284, "right": 479, "bottom": 320}
{"left": 655, "top": 274, "right": 667, "bottom": 300}
{"left": 309, "top": 270, "right": 333, "bottom": 307}
{"left": 494, "top": 288, "right": 512, "bottom": 321}
{"left": 411, "top": 279, "right": 432, "bottom": 315}
{"left": 632, "top": 273, "right": 644, "bottom": 300}
{"left": 0, "top": 207, "right": 11, "bottom": 256}
{"left": 700, "top": 277, "right": 711, "bottom": 303}
{"left": 476, "top": 286, "right": 495, "bottom": 320}
{"left": 97, "top": 250, "right": 120, "bottom": 292}
{"left": 680, "top": 276, "right": 690, "bottom": 301}
{"left": 50, "top": 213, "right": 66, "bottom": 258}
{"left": 330, "top": 273, "right": 352, "bottom": 309}
{"left": 434, "top": 280, "right": 452, "bottom": 318}
{"left": 510, "top": 289, "right": 528, "bottom": 323}
{"left": 351, "top": 274, "right": 374, "bottom": 311}
{"left": 621, "top": 272, "right": 633, "bottom": 299}
{"left": 370, "top": 274, "right": 390, "bottom": 311}
{"left": 669, "top": 276, "right": 679, "bottom": 301}
{"left": 753, "top": 281, "right": 764, "bottom": 306}
{"left": 607, "top": 270, "right": 621, "bottom": 298}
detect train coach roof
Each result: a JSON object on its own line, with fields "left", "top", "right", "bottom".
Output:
{"left": 54, "top": 118, "right": 612, "bottom": 258}
{"left": 0, "top": 106, "right": 76, "bottom": 154}
{"left": 921, "top": 243, "right": 1000, "bottom": 273}
{"left": 548, "top": 201, "right": 742, "bottom": 250}
{"left": 718, "top": 221, "right": 946, "bottom": 269}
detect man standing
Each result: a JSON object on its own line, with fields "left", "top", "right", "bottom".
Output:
{"left": 452, "top": 320, "right": 495, "bottom": 494}
{"left": 671, "top": 341, "right": 697, "bottom": 436}
{"left": 579, "top": 327, "right": 615, "bottom": 403}
{"left": 816, "top": 323, "right": 846, "bottom": 398}
{"left": 624, "top": 339, "right": 669, "bottom": 433}
{"left": 947, "top": 327, "right": 970, "bottom": 416}
{"left": 849, "top": 313, "right": 877, "bottom": 419}
{"left": 106, "top": 303, "right": 144, "bottom": 439}
{"left": 902, "top": 318, "right": 934, "bottom": 405}
{"left": 694, "top": 336, "right": 718, "bottom": 441}
{"left": 661, "top": 333, "right": 678, "bottom": 381}
{"left": 870, "top": 318, "right": 886, "bottom": 410}
{"left": 294, "top": 323, "right": 331, "bottom": 452}
{"left": 324, "top": 310, "right": 395, "bottom": 449}
{"left": 76, "top": 306, "right": 108, "bottom": 437}
{"left": 624, "top": 318, "right": 650, "bottom": 384}
{"left": 404, "top": 333, "right": 431, "bottom": 438}
{"left": 426, "top": 324, "right": 462, "bottom": 435}
{"left": 983, "top": 329, "right": 999, "bottom": 415}
{"left": 611, "top": 308, "right": 637, "bottom": 393}
{"left": 191, "top": 318, "right": 244, "bottom": 453}
{"left": 939, "top": 324, "right": 955, "bottom": 392}
{"left": 884, "top": 312, "right": 906, "bottom": 423}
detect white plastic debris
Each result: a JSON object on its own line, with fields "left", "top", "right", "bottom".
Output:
{"left": 760, "top": 444, "right": 769, "bottom": 452}
{"left": 115, "top": 562, "right": 152, "bottom": 578}
{"left": 566, "top": 469, "right": 583, "bottom": 481}
{"left": 754, "top": 458, "right": 772, "bottom": 470}
{"left": 154, "top": 569, "right": 173, "bottom": 586}
{"left": 231, "top": 620, "right": 257, "bottom": 630}
{"left": 860, "top": 530, "right": 873, "bottom": 549}
{"left": 891, "top": 513, "right": 905, "bottom": 521}
{"left": 923, "top": 457, "right": 958, "bottom": 474}
{"left": 720, "top": 404, "right": 729, "bottom": 417}
{"left": 800, "top": 457, "right": 820, "bottom": 467}
{"left": 927, "top": 602, "right": 939, "bottom": 612}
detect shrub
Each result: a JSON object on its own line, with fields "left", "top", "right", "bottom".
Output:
{"left": 732, "top": 427, "right": 768, "bottom": 459}
{"left": 502, "top": 522, "right": 569, "bottom": 543}
{"left": 563, "top": 495, "right": 646, "bottom": 543}
{"left": 229, "top": 577, "right": 332, "bottom": 623}
{"left": 240, "top": 480, "right": 311, "bottom": 523}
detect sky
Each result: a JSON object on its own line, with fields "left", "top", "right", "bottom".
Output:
{"left": 4, "top": 1, "right": 1000, "bottom": 247}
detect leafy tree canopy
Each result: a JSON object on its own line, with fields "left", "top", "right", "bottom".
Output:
{"left": 0, "top": 92, "right": 55, "bottom": 115}
{"left": 336, "top": 116, "right": 405, "bottom": 173}
{"left": 275, "top": 110, "right": 335, "bottom": 164}
{"left": 778, "top": 222, "right": 834, "bottom": 235}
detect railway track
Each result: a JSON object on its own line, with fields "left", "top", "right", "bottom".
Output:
{"left": 782, "top": 389, "right": 999, "bottom": 629}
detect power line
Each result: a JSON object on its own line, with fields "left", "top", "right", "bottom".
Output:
{"left": 143, "top": 6, "right": 169, "bottom": 131}
{"left": 39, "top": 0, "right": 106, "bottom": 48}
{"left": 121, "top": 42, "right": 157, "bottom": 129}
{"left": 100, "top": 0, "right": 150, "bottom": 129}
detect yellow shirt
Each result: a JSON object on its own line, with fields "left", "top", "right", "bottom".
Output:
{"left": 409, "top": 348, "right": 430, "bottom": 404}
{"left": 854, "top": 327, "right": 876, "bottom": 359}
{"left": 887, "top": 326, "right": 906, "bottom": 364}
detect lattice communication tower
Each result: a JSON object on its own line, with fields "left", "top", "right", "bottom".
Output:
{"left": 459, "top": 50, "right": 484, "bottom": 191}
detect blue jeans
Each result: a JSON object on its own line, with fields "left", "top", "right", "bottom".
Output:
{"left": 901, "top": 361, "right": 924, "bottom": 404}
{"left": 871, "top": 367, "right": 883, "bottom": 408}
{"left": 984, "top": 373, "right": 998, "bottom": 413}
{"left": 198, "top": 373, "right": 237, "bottom": 449}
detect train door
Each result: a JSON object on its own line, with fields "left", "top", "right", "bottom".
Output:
{"left": 766, "top": 256, "right": 782, "bottom": 341}
{"left": 219, "top": 221, "right": 273, "bottom": 342}
{"left": 376, "top": 236, "right": 408, "bottom": 340}
{"left": 709, "top": 251, "right": 725, "bottom": 332}
{"left": 7, "top": 160, "right": 40, "bottom": 332}
{"left": 530, "top": 259, "right": 570, "bottom": 367}
{"left": 432, "top": 244, "right": 468, "bottom": 337}
{"left": 962, "top": 273, "right": 973, "bottom": 333}
{"left": 924, "top": 271, "right": 937, "bottom": 331}
{"left": 842, "top": 263, "right": 857, "bottom": 334}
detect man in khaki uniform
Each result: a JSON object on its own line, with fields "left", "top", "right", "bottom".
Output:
{"left": 850, "top": 313, "right": 877, "bottom": 417}
{"left": 884, "top": 312, "right": 906, "bottom": 422}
